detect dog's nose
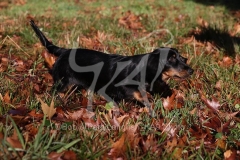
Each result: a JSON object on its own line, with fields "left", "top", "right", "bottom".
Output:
{"left": 188, "top": 68, "right": 194, "bottom": 75}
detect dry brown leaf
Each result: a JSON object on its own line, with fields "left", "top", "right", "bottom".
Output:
{"left": 215, "top": 80, "right": 222, "bottom": 90}
{"left": 141, "top": 134, "right": 159, "bottom": 153}
{"left": 0, "top": 2, "right": 8, "bottom": 8}
{"left": 206, "top": 98, "right": 220, "bottom": 111}
{"left": 48, "top": 152, "right": 64, "bottom": 160}
{"left": 190, "top": 107, "right": 198, "bottom": 115}
{"left": 163, "top": 90, "right": 183, "bottom": 110}
{"left": 166, "top": 136, "right": 177, "bottom": 152}
{"left": 1, "top": 57, "right": 9, "bottom": 66}
{"left": 3, "top": 91, "right": 11, "bottom": 103}
{"left": 118, "top": 11, "right": 143, "bottom": 30}
{"left": 41, "top": 50, "right": 56, "bottom": 69}
{"left": 197, "top": 17, "right": 208, "bottom": 28}
{"left": 224, "top": 150, "right": 237, "bottom": 160}
{"left": 108, "top": 133, "right": 126, "bottom": 158}
{"left": 28, "top": 109, "right": 44, "bottom": 118}
{"left": 172, "top": 147, "right": 183, "bottom": 159}
{"left": 163, "top": 91, "right": 176, "bottom": 110}
{"left": 162, "top": 122, "right": 177, "bottom": 137}
{"left": 14, "top": 0, "right": 26, "bottom": 5}
{"left": 82, "top": 117, "right": 98, "bottom": 128}
{"left": 111, "top": 116, "right": 120, "bottom": 128}
{"left": 65, "top": 109, "right": 84, "bottom": 120}
{"left": 218, "top": 56, "right": 233, "bottom": 68}
{"left": 230, "top": 23, "right": 240, "bottom": 36}
{"left": 124, "top": 123, "right": 140, "bottom": 149}
{"left": 235, "top": 54, "right": 240, "bottom": 65}
{"left": 37, "top": 97, "right": 56, "bottom": 119}
{"left": 62, "top": 150, "right": 77, "bottom": 160}
{"left": 117, "top": 115, "right": 129, "bottom": 124}
{"left": 6, "top": 129, "right": 23, "bottom": 149}
{"left": 216, "top": 138, "right": 226, "bottom": 149}
{"left": 199, "top": 91, "right": 220, "bottom": 112}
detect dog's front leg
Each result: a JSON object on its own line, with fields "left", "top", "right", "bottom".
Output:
{"left": 132, "top": 89, "right": 153, "bottom": 107}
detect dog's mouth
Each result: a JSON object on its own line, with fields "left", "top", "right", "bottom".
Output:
{"left": 172, "top": 75, "right": 190, "bottom": 81}
{"left": 162, "top": 68, "right": 193, "bottom": 82}
{"left": 162, "top": 73, "right": 191, "bottom": 82}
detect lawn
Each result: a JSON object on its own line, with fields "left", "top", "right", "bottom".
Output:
{"left": 0, "top": 0, "right": 240, "bottom": 159}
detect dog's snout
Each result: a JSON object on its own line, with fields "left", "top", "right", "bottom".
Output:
{"left": 188, "top": 68, "right": 194, "bottom": 75}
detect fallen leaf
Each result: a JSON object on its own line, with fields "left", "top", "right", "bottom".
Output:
{"left": 235, "top": 54, "right": 240, "bottom": 65}
{"left": 6, "top": 129, "right": 23, "bottom": 149}
{"left": 3, "top": 91, "right": 11, "bottom": 103}
{"left": 215, "top": 138, "right": 226, "bottom": 149}
{"left": 0, "top": 2, "right": 8, "bottom": 8}
{"left": 215, "top": 80, "right": 222, "bottom": 90}
{"left": 197, "top": 17, "right": 208, "bottom": 28}
{"left": 118, "top": 11, "right": 143, "bottom": 30}
{"left": 141, "top": 134, "right": 160, "bottom": 154}
{"left": 224, "top": 150, "right": 237, "bottom": 160}
{"left": 1, "top": 57, "right": 9, "bottom": 66}
{"left": 199, "top": 91, "right": 220, "bottom": 112}
{"left": 62, "top": 150, "right": 77, "bottom": 160}
{"left": 166, "top": 136, "right": 177, "bottom": 152}
{"left": 163, "top": 90, "right": 183, "bottom": 110}
{"left": 190, "top": 107, "right": 198, "bottom": 115}
{"left": 163, "top": 91, "right": 176, "bottom": 110}
{"left": 230, "top": 23, "right": 240, "bottom": 36}
{"left": 28, "top": 109, "right": 44, "bottom": 119}
{"left": 108, "top": 133, "right": 126, "bottom": 158}
{"left": 117, "top": 115, "right": 129, "bottom": 124}
{"left": 48, "top": 152, "right": 64, "bottom": 160}
{"left": 37, "top": 97, "right": 56, "bottom": 119}
{"left": 41, "top": 50, "right": 56, "bottom": 69}
{"left": 218, "top": 56, "right": 233, "bottom": 68}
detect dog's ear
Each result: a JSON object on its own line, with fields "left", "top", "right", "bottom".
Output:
{"left": 168, "top": 53, "right": 177, "bottom": 63}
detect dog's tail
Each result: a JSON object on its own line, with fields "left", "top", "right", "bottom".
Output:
{"left": 30, "top": 20, "right": 66, "bottom": 56}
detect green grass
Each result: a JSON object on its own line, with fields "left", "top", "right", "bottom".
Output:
{"left": 0, "top": 0, "right": 240, "bottom": 159}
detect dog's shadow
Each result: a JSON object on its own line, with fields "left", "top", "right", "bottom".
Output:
{"left": 186, "top": 0, "right": 240, "bottom": 11}
{"left": 191, "top": 26, "right": 240, "bottom": 56}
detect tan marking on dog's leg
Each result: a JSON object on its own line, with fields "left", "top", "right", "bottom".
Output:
{"left": 133, "top": 91, "right": 153, "bottom": 107}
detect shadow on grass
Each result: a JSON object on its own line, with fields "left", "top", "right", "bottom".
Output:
{"left": 191, "top": 26, "right": 240, "bottom": 56}
{"left": 186, "top": 0, "right": 240, "bottom": 11}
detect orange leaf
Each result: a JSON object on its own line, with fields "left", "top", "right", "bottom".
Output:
{"left": 224, "top": 150, "right": 237, "bottom": 160}
{"left": 62, "top": 151, "right": 77, "bottom": 160}
{"left": 108, "top": 133, "right": 126, "bottom": 158}
{"left": 163, "top": 91, "right": 176, "bottom": 110}
{"left": 48, "top": 152, "right": 64, "bottom": 160}
{"left": 41, "top": 50, "right": 56, "bottom": 69}
{"left": 3, "top": 91, "right": 11, "bottom": 103}
{"left": 163, "top": 90, "right": 183, "bottom": 110}
{"left": 6, "top": 129, "right": 23, "bottom": 149}
{"left": 218, "top": 56, "right": 233, "bottom": 68}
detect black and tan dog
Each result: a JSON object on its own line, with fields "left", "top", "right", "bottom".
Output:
{"left": 30, "top": 20, "right": 193, "bottom": 105}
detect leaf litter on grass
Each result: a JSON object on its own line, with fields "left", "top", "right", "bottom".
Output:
{"left": 0, "top": 0, "right": 240, "bottom": 159}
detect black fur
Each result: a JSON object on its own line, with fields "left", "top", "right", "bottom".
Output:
{"left": 30, "top": 20, "right": 193, "bottom": 104}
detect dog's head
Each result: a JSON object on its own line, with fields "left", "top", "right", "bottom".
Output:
{"left": 160, "top": 48, "right": 194, "bottom": 82}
